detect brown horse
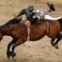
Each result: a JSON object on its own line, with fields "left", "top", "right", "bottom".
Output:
{"left": 0, "top": 18, "right": 62, "bottom": 59}
{"left": 0, "top": 19, "right": 60, "bottom": 58}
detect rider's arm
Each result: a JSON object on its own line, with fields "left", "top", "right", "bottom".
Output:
{"left": 44, "top": 15, "right": 61, "bottom": 20}
{"left": 17, "top": 9, "right": 25, "bottom": 17}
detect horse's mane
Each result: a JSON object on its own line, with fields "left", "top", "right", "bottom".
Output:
{"left": 6, "top": 18, "right": 21, "bottom": 25}
{"left": 0, "top": 18, "right": 21, "bottom": 30}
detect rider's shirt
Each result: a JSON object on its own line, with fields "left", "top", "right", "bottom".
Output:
{"left": 35, "top": 9, "right": 61, "bottom": 20}
{"left": 35, "top": 10, "right": 45, "bottom": 19}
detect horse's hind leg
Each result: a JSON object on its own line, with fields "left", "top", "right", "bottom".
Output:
{"left": 11, "top": 39, "right": 25, "bottom": 58}
{"left": 6, "top": 39, "right": 16, "bottom": 59}
{"left": 54, "top": 34, "right": 62, "bottom": 49}
{"left": 50, "top": 38, "right": 55, "bottom": 46}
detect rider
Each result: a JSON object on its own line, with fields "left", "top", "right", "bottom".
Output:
{"left": 16, "top": 5, "right": 34, "bottom": 21}
{"left": 16, "top": 5, "right": 34, "bottom": 40}
{"left": 35, "top": 3, "right": 62, "bottom": 21}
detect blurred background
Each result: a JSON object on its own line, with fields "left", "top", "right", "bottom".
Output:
{"left": 0, "top": 0, "right": 62, "bottom": 62}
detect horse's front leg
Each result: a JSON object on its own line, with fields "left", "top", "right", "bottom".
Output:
{"left": 11, "top": 39, "right": 25, "bottom": 58}
{"left": 6, "top": 39, "right": 16, "bottom": 59}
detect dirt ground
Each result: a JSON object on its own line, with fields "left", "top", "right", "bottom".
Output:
{"left": 0, "top": 0, "right": 62, "bottom": 62}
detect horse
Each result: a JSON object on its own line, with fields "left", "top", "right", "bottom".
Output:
{"left": 0, "top": 18, "right": 62, "bottom": 59}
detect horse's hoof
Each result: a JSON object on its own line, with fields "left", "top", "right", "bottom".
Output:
{"left": 50, "top": 41, "right": 54, "bottom": 46}
{"left": 51, "top": 43, "right": 54, "bottom": 46}
{"left": 55, "top": 46, "right": 58, "bottom": 49}
{"left": 55, "top": 45, "right": 59, "bottom": 49}
{"left": 12, "top": 53, "right": 16, "bottom": 58}
{"left": 6, "top": 51, "right": 12, "bottom": 59}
